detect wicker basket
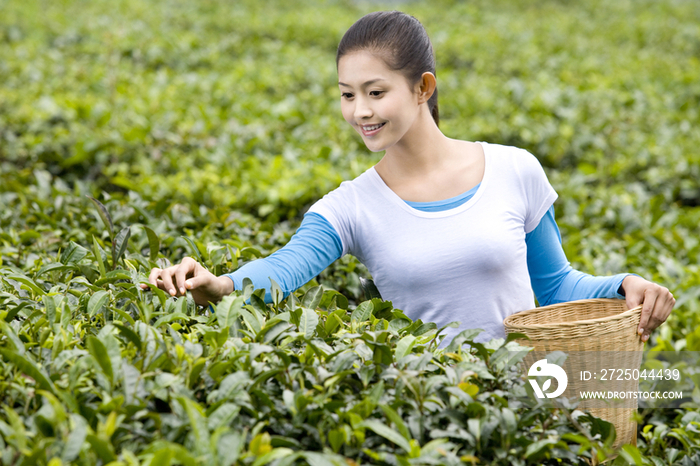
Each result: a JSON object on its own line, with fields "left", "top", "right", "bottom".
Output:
{"left": 503, "top": 299, "right": 644, "bottom": 448}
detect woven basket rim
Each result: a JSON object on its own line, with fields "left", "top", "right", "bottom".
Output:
{"left": 503, "top": 298, "right": 642, "bottom": 331}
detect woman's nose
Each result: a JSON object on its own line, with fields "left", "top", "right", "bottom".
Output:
{"left": 354, "top": 97, "right": 373, "bottom": 120}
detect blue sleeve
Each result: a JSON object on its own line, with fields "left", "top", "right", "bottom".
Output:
{"left": 223, "top": 212, "right": 342, "bottom": 303}
{"left": 526, "top": 206, "right": 630, "bottom": 306}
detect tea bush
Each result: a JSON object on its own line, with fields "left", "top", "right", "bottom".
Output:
{"left": 1, "top": 0, "right": 700, "bottom": 464}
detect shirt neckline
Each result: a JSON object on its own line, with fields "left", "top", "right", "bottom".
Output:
{"left": 368, "top": 141, "right": 491, "bottom": 219}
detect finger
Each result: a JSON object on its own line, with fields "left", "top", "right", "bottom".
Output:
{"left": 185, "top": 274, "right": 207, "bottom": 291}
{"left": 653, "top": 290, "right": 675, "bottom": 326}
{"left": 175, "top": 261, "right": 195, "bottom": 295}
{"left": 637, "top": 288, "right": 657, "bottom": 338}
{"left": 160, "top": 267, "right": 178, "bottom": 296}
{"left": 626, "top": 291, "right": 643, "bottom": 312}
{"left": 148, "top": 268, "right": 163, "bottom": 288}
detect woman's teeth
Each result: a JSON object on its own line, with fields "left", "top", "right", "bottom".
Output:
{"left": 363, "top": 123, "right": 385, "bottom": 131}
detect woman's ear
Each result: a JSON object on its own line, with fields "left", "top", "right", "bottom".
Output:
{"left": 417, "top": 72, "right": 437, "bottom": 104}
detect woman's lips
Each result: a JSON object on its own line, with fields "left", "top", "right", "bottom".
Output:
{"left": 360, "top": 122, "right": 386, "bottom": 137}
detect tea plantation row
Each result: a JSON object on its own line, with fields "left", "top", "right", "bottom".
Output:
{"left": 1, "top": 0, "right": 700, "bottom": 464}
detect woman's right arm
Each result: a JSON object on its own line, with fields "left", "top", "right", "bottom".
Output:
{"left": 142, "top": 212, "right": 343, "bottom": 306}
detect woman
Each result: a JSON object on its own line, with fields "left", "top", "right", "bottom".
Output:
{"left": 141, "top": 11, "right": 674, "bottom": 344}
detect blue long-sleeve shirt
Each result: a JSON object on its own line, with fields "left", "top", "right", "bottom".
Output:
{"left": 224, "top": 184, "right": 628, "bottom": 305}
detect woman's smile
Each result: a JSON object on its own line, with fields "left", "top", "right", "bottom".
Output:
{"left": 360, "top": 122, "right": 386, "bottom": 137}
{"left": 338, "top": 51, "right": 423, "bottom": 153}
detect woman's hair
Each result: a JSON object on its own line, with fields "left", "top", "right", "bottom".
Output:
{"left": 337, "top": 11, "right": 439, "bottom": 126}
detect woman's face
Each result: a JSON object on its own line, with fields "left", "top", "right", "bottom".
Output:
{"left": 338, "top": 50, "right": 421, "bottom": 153}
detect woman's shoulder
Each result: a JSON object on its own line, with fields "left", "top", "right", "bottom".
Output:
{"left": 310, "top": 166, "right": 378, "bottom": 209}
{"left": 480, "top": 141, "right": 536, "bottom": 159}
{"left": 480, "top": 141, "right": 546, "bottom": 173}
{"left": 330, "top": 166, "right": 378, "bottom": 195}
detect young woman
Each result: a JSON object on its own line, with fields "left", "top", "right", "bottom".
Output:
{"left": 142, "top": 11, "right": 675, "bottom": 344}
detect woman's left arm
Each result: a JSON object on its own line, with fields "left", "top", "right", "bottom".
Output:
{"left": 527, "top": 206, "right": 675, "bottom": 342}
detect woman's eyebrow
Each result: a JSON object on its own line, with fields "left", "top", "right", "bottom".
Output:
{"left": 338, "top": 78, "right": 386, "bottom": 87}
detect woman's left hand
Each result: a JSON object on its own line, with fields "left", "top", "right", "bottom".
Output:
{"left": 621, "top": 275, "right": 676, "bottom": 342}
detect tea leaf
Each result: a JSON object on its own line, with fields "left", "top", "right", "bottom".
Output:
{"left": 87, "top": 196, "right": 114, "bottom": 238}
{"left": 113, "top": 226, "right": 131, "bottom": 269}
{"left": 92, "top": 235, "right": 107, "bottom": 278}
{"left": 144, "top": 226, "right": 160, "bottom": 262}
{"left": 181, "top": 236, "right": 204, "bottom": 263}
{"left": 0, "top": 348, "right": 56, "bottom": 394}
{"left": 351, "top": 301, "right": 373, "bottom": 323}
{"left": 301, "top": 285, "right": 323, "bottom": 310}
{"left": 299, "top": 308, "right": 319, "bottom": 340}
{"left": 60, "top": 241, "right": 89, "bottom": 265}
{"left": 62, "top": 414, "right": 88, "bottom": 463}
{"left": 88, "top": 290, "right": 110, "bottom": 317}
{"left": 359, "top": 419, "right": 412, "bottom": 453}
{"left": 87, "top": 335, "right": 113, "bottom": 385}
{"left": 394, "top": 335, "right": 416, "bottom": 361}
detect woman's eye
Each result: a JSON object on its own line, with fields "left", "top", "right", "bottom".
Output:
{"left": 341, "top": 92, "right": 354, "bottom": 99}
{"left": 369, "top": 90, "right": 384, "bottom": 97}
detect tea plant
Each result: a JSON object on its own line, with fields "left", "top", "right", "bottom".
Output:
{"left": 1, "top": 0, "right": 700, "bottom": 463}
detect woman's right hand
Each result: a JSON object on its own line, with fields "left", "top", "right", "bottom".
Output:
{"left": 140, "top": 257, "right": 234, "bottom": 307}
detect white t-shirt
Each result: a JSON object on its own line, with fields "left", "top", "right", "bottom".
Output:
{"left": 308, "top": 142, "right": 558, "bottom": 343}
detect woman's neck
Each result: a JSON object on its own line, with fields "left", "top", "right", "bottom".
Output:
{"left": 377, "top": 110, "right": 459, "bottom": 178}
{"left": 373, "top": 108, "right": 484, "bottom": 202}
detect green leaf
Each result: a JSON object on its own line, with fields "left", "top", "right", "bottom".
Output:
{"left": 113, "top": 226, "right": 131, "bottom": 269}
{"left": 87, "top": 196, "right": 114, "bottom": 238}
{"left": 619, "top": 445, "right": 644, "bottom": 466}
{"left": 0, "top": 348, "right": 56, "bottom": 394}
{"left": 394, "top": 335, "right": 417, "bottom": 360}
{"left": 351, "top": 301, "right": 373, "bottom": 323}
{"left": 207, "top": 403, "right": 240, "bottom": 431}
{"left": 388, "top": 318, "right": 411, "bottom": 333}
{"left": 216, "top": 431, "right": 245, "bottom": 466}
{"left": 60, "top": 241, "right": 90, "bottom": 265}
{"left": 92, "top": 235, "right": 107, "bottom": 278}
{"left": 0, "top": 320, "right": 25, "bottom": 355}
{"left": 86, "top": 434, "right": 116, "bottom": 463}
{"left": 301, "top": 285, "right": 323, "bottom": 310}
{"left": 181, "top": 235, "right": 204, "bottom": 263}
{"left": 150, "top": 448, "right": 174, "bottom": 466}
{"left": 2, "top": 405, "right": 28, "bottom": 451}
{"left": 87, "top": 335, "right": 113, "bottom": 385}
{"left": 88, "top": 290, "right": 110, "bottom": 317}
{"left": 359, "top": 277, "right": 382, "bottom": 300}
{"left": 252, "top": 447, "right": 294, "bottom": 466}
{"left": 270, "top": 277, "right": 284, "bottom": 307}
{"left": 240, "top": 308, "right": 262, "bottom": 334}
{"left": 328, "top": 428, "right": 346, "bottom": 453}
{"left": 62, "top": 414, "right": 88, "bottom": 463}
{"left": 325, "top": 311, "right": 344, "bottom": 335}
{"left": 360, "top": 419, "right": 412, "bottom": 453}
{"left": 6, "top": 274, "right": 46, "bottom": 296}
{"left": 114, "top": 323, "right": 142, "bottom": 349}
{"left": 379, "top": 404, "right": 410, "bottom": 441}
{"left": 215, "top": 295, "right": 244, "bottom": 329}
{"left": 144, "top": 226, "right": 160, "bottom": 261}
{"left": 299, "top": 308, "right": 319, "bottom": 339}
{"left": 42, "top": 294, "right": 58, "bottom": 324}
{"left": 177, "top": 397, "right": 212, "bottom": 462}
{"left": 37, "top": 390, "right": 67, "bottom": 424}
{"left": 153, "top": 312, "right": 189, "bottom": 328}
{"left": 524, "top": 438, "right": 558, "bottom": 458}
{"left": 142, "top": 441, "right": 198, "bottom": 466}
{"left": 504, "top": 332, "right": 530, "bottom": 343}
{"left": 111, "top": 307, "right": 136, "bottom": 326}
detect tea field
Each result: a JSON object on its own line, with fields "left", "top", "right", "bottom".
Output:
{"left": 1, "top": 0, "right": 699, "bottom": 464}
